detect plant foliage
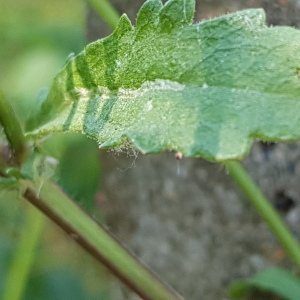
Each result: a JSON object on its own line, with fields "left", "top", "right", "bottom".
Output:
{"left": 230, "top": 268, "right": 300, "bottom": 300}
{"left": 26, "top": 0, "right": 300, "bottom": 162}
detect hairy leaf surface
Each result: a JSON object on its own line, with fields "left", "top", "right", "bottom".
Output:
{"left": 26, "top": 0, "right": 300, "bottom": 161}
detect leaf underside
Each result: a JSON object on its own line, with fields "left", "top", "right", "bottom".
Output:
{"left": 26, "top": 0, "right": 300, "bottom": 162}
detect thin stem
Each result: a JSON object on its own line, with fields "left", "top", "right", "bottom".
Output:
{"left": 22, "top": 179, "right": 184, "bottom": 300}
{"left": 87, "top": 0, "right": 120, "bottom": 30}
{"left": 0, "top": 90, "right": 27, "bottom": 166}
{"left": 224, "top": 160, "right": 300, "bottom": 269}
{"left": 2, "top": 206, "right": 45, "bottom": 300}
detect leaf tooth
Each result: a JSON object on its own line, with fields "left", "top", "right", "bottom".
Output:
{"left": 136, "top": 0, "right": 163, "bottom": 31}
{"left": 159, "top": 0, "right": 195, "bottom": 33}
{"left": 112, "top": 14, "right": 133, "bottom": 38}
{"left": 200, "top": 9, "right": 266, "bottom": 31}
{"left": 226, "top": 9, "right": 266, "bottom": 30}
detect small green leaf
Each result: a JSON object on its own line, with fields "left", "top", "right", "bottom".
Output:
{"left": 229, "top": 268, "right": 300, "bottom": 300}
{"left": 25, "top": 0, "right": 300, "bottom": 161}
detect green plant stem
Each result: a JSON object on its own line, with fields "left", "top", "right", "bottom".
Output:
{"left": 224, "top": 160, "right": 300, "bottom": 269}
{"left": 0, "top": 90, "right": 27, "bottom": 166}
{"left": 22, "top": 179, "right": 183, "bottom": 300}
{"left": 87, "top": 0, "right": 120, "bottom": 30}
{"left": 2, "top": 206, "right": 45, "bottom": 300}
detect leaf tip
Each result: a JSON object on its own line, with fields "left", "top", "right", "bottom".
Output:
{"left": 227, "top": 8, "right": 266, "bottom": 29}
{"left": 159, "top": 0, "right": 195, "bottom": 32}
{"left": 113, "top": 14, "right": 133, "bottom": 37}
{"left": 136, "top": 0, "right": 163, "bottom": 31}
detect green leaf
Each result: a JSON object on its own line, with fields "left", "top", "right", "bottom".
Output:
{"left": 26, "top": 0, "right": 300, "bottom": 161}
{"left": 229, "top": 268, "right": 300, "bottom": 300}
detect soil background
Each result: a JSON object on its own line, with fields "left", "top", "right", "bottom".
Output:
{"left": 88, "top": 1, "right": 300, "bottom": 299}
